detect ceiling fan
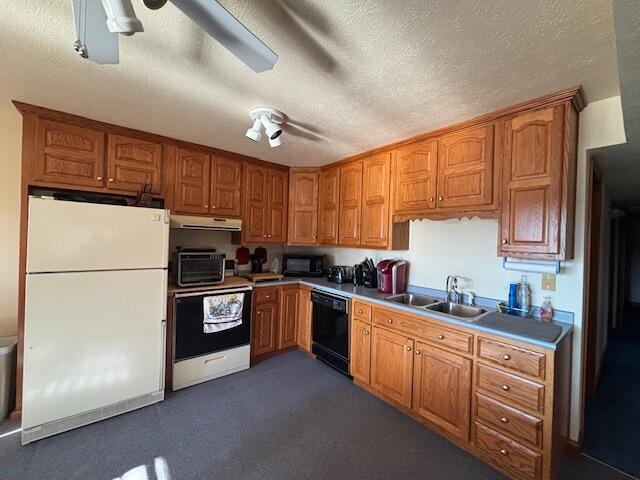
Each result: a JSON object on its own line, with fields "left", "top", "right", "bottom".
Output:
{"left": 72, "top": 0, "right": 278, "bottom": 72}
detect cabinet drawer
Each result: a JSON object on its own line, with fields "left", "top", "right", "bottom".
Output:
{"left": 173, "top": 345, "right": 250, "bottom": 391}
{"left": 353, "top": 300, "right": 372, "bottom": 323}
{"left": 475, "top": 393, "right": 542, "bottom": 448}
{"left": 422, "top": 322, "right": 473, "bottom": 354}
{"left": 255, "top": 287, "right": 278, "bottom": 304}
{"left": 476, "top": 364, "right": 545, "bottom": 413}
{"left": 474, "top": 422, "right": 541, "bottom": 480}
{"left": 478, "top": 337, "right": 546, "bottom": 380}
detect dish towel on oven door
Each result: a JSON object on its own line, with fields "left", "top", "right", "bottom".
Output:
{"left": 203, "top": 293, "right": 244, "bottom": 333}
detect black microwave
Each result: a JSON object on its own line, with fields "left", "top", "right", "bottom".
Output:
{"left": 176, "top": 248, "right": 225, "bottom": 287}
{"left": 282, "top": 254, "right": 324, "bottom": 277}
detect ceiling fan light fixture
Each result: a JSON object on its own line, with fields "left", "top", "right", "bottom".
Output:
{"left": 101, "top": 0, "right": 144, "bottom": 35}
{"left": 260, "top": 115, "right": 282, "bottom": 140}
{"left": 247, "top": 107, "right": 286, "bottom": 148}
{"left": 268, "top": 136, "right": 282, "bottom": 148}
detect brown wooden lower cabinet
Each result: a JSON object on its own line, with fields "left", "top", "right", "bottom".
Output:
{"left": 251, "top": 301, "right": 278, "bottom": 357}
{"left": 278, "top": 286, "right": 299, "bottom": 350}
{"left": 349, "top": 300, "right": 570, "bottom": 480}
{"left": 297, "top": 286, "right": 312, "bottom": 352}
{"left": 412, "top": 343, "right": 472, "bottom": 441}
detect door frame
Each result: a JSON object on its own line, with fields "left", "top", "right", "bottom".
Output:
{"left": 578, "top": 158, "right": 603, "bottom": 446}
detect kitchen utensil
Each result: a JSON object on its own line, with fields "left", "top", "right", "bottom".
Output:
{"left": 236, "top": 246, "right": 250, "bottom": 265}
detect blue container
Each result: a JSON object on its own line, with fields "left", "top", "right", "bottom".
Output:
{"left": 508, "top": 283, "right": 519, "bottom": 308}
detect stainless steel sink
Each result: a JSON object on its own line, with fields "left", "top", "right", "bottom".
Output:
{"left": 385, "top": 293, "right": 440, "bottom": 307}
{"left": 426, "top": 301, "right": 486, "bottom": 319}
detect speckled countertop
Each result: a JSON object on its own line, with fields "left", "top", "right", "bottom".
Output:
{"left": 251, "top": 277, "right": 573, "bottom": 351}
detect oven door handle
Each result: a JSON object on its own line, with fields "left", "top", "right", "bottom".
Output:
{"left": 175, "top": 287, "right": 253, "bottom": 299}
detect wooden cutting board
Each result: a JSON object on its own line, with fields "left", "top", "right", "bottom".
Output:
{"left": 244, "top": 273, "right": 283, "bottom": 282}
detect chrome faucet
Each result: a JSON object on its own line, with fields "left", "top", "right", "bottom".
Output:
{"left": 446, "top": 276, "right": 461, "bottom": 303}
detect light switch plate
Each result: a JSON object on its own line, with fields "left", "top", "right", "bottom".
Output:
{"left": 542, "top": 274, "right": 556, "bottom": 291}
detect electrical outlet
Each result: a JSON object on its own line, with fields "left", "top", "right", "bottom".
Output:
{"left": 542, "top": 274, "right": 556, "bottom": 291}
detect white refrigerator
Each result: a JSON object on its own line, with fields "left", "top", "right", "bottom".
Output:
{"left": 22, "top": 197, "right": 169, "bottom": 444}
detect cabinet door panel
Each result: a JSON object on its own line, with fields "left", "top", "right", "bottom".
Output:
{"left": 106, "top": 134, "right": 162, "bottom": 194}
{"left": 288, "top": 171, "right": 319, "bottom": 245}
{"left": 338, "top": 162, "right": 362, "bottom": 246}
{"left": 278, "top": 288, "right": 298, "bottom": 349}
{"left": 351, "top": 319, "right": 372, "bottom": 384}
{"left": 252, "top": 302, "right": 278, "bottom": 356}
{"left": 500, "top": 106, "right": 564, "bottom": 256}
{"left": 297, "top": 288, "right": 312, "bottom": 352}
{"left": 267, "top": 169, "right": 288, "bottom": 243}
{"left": 371, "top": 327, "right": 414, "bottom": 408}
{"left": 34, "top": 119, "right": 105, "bottom": 188}
{"left": 244, "top": 163, "right": 269, "bottom": 243}
{"left": 210, "top": 156, "right": 241, "bottom": 217}
{"left": 413, "top": 343, "right": 472, "bottom": 440}
{"left": 361, "top": 153, "right": 391, "bottom": 248}
{"left": 437, "top": 125, "right": 494, "bottom": 209}
{"left": 174, "top": 149, "right": 210, "bottom": 214}
{"left": 319, "top": 166, "right": 340, "bottom": 245}
{"left": 393, "top": 140, "right": 437, "bottom": 213}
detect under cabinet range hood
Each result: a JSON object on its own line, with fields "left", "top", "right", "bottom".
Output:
{"left": 169, "top": 215, "right": 242, "bottom": 232}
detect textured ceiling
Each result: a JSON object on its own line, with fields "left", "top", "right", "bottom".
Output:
{"left": 0, "top": 0, "right": 620, "bottom": 166}
{"left": 594, "top": 0, "right": 640, "bottom": 208}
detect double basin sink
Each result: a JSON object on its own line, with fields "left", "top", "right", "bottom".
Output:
{"left": 384, "top": 293, "right": 487, "bottom": 321}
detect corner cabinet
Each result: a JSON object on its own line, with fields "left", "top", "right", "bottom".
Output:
{"left": 288, "top": 169, "right": 319, "bottom": 245}
{"left": 241, "top": 163, "right": 288, "bottom": 244}
{"left": 499, "top": 103, "right": 577, "bottom": 260}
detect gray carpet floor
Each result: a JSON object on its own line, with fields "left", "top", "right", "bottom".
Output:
{"left": 0, "top": 350, "right": 632, "bottom": 480}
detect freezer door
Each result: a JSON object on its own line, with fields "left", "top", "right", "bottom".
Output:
{"left": 22, "top": 269, "right": 167, "bottom": 429}
{"left": 26, "top": 197, "right": 169, "bottom": 273}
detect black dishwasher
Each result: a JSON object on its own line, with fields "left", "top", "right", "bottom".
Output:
{"left": 311, "top": 290, "right": 351, "bottom": 376}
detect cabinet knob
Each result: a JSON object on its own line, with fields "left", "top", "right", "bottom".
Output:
{"left": 415, "top": 350, "right": 421, "bottom": 355}
{"left": 429, "top": 197, "right": 434, "bottom": 202}
{"left": 211, "top": 205, "right": 216, "bottom": 209}
{"left": 387, "top": 319, "right": 393, "bottom": 324}
{"left": 96, "top": 176, "right": 103, "bottom": 180}
{"left": 438, "top": 196, "right": 443, "bottom": 201}
{"left": 437, "top": 334, "right": 445, "bottom": 340}
{"left": 358, "top": 309, "right": 364, "bottom": 314}
{"left": 363, "top": 330, "right": 369, "bottom": 336}
{"left": 258, "top": 311, "right": 263, "bottom": 316}
{"left": 502, "top": 239, "right": 508, "bottom": 244}
{"left": 406, "top": 346, "right": 412, "bottom": 352}
{"left": 314, "top": 235, "right": 317, "bottom": 239}
{"left": 204, "top": 205, "right": 209, "bottom": 208}
{"left": 264, "top": 235, "right": 268, "bottom": 238}
{"left": 501, "top": 384, "right": 510, "bottom": 391}
{"left": 267, "top": 234, "right": 272, "bottom": 238}
{"left": 500, "top": 416, "right": 509, "bottom": 424}
{"left": 108, "top": 178, "right": 115, "bottom": 182}
{"left": 265, "top": 295, "right": 270, "bottom": 299}
{"left": 500, "top": 448, "right": 508, "bottom": 456}
{"left": 503, "top": 354, "right": 511, "bottom": 361}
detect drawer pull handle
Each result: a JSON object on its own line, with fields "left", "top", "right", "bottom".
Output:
{"left": 501, "top": 384, "right": 510, "bottom": 391}
{"left": 204, "top": 355, "right": 226, "bottom": 364}
{"left": 363, "top": 330, "right": 369, "bottom": 336}
{"left": 500, "top": 416, "right": 509, "bottom": 424}
{"left": 437, "top": 334, "right": 445, "bottom": 340}
{"left": 500, "top": 448, "right": 508, "bottom": 456}
{"left": 387, "top": 319, "right": 393, "bottom": 324}
{"left": 406, "top": 346, "right": 412, "bottom": 352}
{"left": 503, "top": 354, "right": 511, "bottom": 361}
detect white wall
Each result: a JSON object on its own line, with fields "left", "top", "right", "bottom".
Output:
{"left": 0, "top": 110, "right": 22, "bottom": 337}
{"left": 594, "top": 187, "right": 613, "bottom": 378}
{"left": 289, "top": 95, "right": 628, "bottom": 442}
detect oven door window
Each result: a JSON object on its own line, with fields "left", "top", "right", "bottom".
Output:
{"left": 179, "top": 257, "right": 223, "bottom": 285}
{"left": 312, "top": 302, "right": 349, "bottom": 360}
{"left": 174, "top": 291, "right": 252, "bottom": 361}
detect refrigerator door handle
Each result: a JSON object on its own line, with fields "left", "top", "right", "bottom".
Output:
{"left": 160, "top": 318, "right": 167, "bottom": 389}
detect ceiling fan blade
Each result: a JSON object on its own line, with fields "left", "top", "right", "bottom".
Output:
{"left": 169, "top": 0, "right": 278, "bottom": 72}
{"left": 72, "top": 0, "right": 120, "bottom": 64}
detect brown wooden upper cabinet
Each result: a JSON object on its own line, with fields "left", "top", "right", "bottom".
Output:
{"left": 319, "top": 166, "right": 340, "bottom": 245}
{"left": 173, "top": 147, "right": 242, "bottom": 217}
{"left": 393, "top": 139, "right": 438, "bottom": 214}
{"left": 288, "top": 169, "right": 319, "bottom": 245}
{"left": 107, "top": 134, "right": 162, "bottom": 194}
{"left": 338, "top": 161, "right": 363, "bottom": 246}
{"left": 499, "top": 104, "right": 576, "bottom": 260}
{"left": 437, "top": 125, "right": 495, "bottom": 210}
{"left": 33, "top": 119, "right": 106, "bottom": 189}
{"left": 361, "top": 152, "right": 392, "bottom": 248}
{"left": 393, "top": 125, "right": 497, "bottom": 220}
{"left": 242, "top": 162, "right": 288, "bottom": 244}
